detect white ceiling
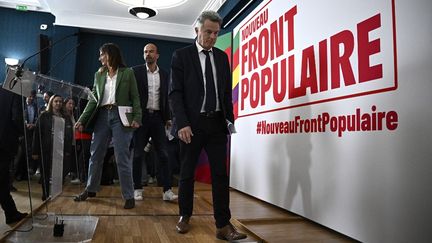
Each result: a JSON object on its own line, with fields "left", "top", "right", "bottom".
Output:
{"left": 0, "top": 0, "right": 226, "bottom": 42}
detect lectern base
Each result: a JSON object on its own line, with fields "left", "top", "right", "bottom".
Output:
{"left": 5, "top": 213, "right": 98, "bottom": 243}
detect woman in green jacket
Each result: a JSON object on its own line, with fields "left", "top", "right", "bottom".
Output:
{"left": 74, "top": 43, "right": 142, "bottom": 209}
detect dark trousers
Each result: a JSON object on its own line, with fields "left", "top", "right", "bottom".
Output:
{"left": 146, "top": 149, "right": 157, "bottom": 178}
{"left": 133, "top": 111, "right": 171, "bottom": 191}
{"left": 167, "top": 138, "right": 180, "bottom": 175}
{"left": 0, "top": 149, "right": 19, "bottom": 218}
{"left": 15, "top": 129, "right": 38, "bottom": 179}
{"left": 178, "top": 114, "right": 231, "bottom": 228}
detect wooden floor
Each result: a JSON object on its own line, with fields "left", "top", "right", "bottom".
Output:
{"left": 1, "top": 179, "right": 357, "bottom": 242}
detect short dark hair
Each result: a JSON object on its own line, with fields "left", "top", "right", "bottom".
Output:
{"left": 196, "top": 10, "right": 222, "bottom": 28}
{"left": 144, "top": 43, "right": 159, "bottom": 54}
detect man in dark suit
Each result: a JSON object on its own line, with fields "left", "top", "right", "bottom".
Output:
{"left": 0, "top": 87, "right": 28, "bottom": 224}
{"left": 132, "top": 43, "right": 178, "bottom": 201}
{"left": 169, "top": 11, "right": 247, "bottom": 241}
{"left": 23, "top": 90, "right": 39, "bottom": 174}
{"left": 39, "top": 91, "right": 53, "bottom": 113}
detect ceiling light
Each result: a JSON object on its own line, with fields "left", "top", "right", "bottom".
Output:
{"left": 136, "top": 12, "right": 149, "bottom": 19}
{"left": 115, "top": 0, "right": 187, "bottom": 9}
{"left": 129, "top": 6, "right": 157, "bottom": 19}
{"left": 5, "top": 58, "right": 19, "bottom": 66}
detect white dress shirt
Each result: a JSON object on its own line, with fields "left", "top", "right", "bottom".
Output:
{"left": 146, "top": 65, "right": 161, "bottom": 111}
{"left": 195, "top": 41, "right": 220, "bottom": 112}
{"left": 100, "top": 70, "right": 117, "bottom": 106}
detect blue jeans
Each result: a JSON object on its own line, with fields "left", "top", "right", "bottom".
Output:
{"left": 86, "top": 108, "right": 134, "bottom": 200}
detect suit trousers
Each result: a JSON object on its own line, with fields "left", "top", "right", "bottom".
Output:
{"left": 133, "top": 111, "right": 171, "bottom": 191}
{"left": 178, "top": 114, "right": 231, "bottom": 228}
{"left": 0, "top": 149, "right": 19, "bottom": 218}
{"left": 86, "top": 108, "right": 134, "bottom": 200}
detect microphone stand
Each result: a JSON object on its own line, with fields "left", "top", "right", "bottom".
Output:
{"left": 15, "top": 33, "right": 78, "bottom": 79}
{"left": 46, "top": 42, "right": 83, "bottom": 76}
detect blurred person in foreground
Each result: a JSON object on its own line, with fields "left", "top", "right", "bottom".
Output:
{"left": 0, "top": 88, "right": 28, "bottom": 224}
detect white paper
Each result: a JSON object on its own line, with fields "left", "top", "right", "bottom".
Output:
{"left": 118, "top": 106, "right": 133, "bottom": 126}
{"left": 226, "top": 120, "right": 237, "bottom": 135}
{"left": 165, "top": 126, "right": 175, "bottom": 141}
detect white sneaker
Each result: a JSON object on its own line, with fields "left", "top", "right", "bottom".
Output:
{"left": 148, "top": 177, "right": 156, "bottom": 184}
{"left": 71, "top": 178, "right": 81, "bottom": 185}
{"left": 163, "top": 189, "right": 178, "bottom": 201}
{"left": 134, "top": 189, "right": 143, "bottom": 201}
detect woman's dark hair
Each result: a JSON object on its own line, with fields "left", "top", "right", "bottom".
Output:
{"left": 99, "top": 43, "right": 126, "bottom": 72}
{"left": 63, "top": 96, "right": 77, "bottom": 119}
{"left": 63, "top": 97, "right": 75, "bottom": 105}
{"left": 63, "top": 96, "right": 75, "bottom": 110}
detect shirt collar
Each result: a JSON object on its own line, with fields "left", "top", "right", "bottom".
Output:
{"left": 195, "top": 41, "right": 212, "bottom": 53}
{"left": 106, "top": 69, "right": 118, "bottom": 78}
{"left": 146, "top": 64, "right": 159, "bottom": 74}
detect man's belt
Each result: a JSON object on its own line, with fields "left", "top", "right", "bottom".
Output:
{"left": 200, "top": 111, "right": 222, "bottom": 118}
{"left": 101, "top": 104, "right": 116, "bottom": 110}
{"left": 146, "top": 109, "right": 160, "bottom": 114}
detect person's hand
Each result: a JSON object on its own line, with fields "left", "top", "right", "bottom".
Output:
{"left": 131, "top": 120, "right": 140, "bottom": 129}
{"left": 32, "top": 155, "right": 39, "bottom": 160}
{"left": 75, "top": 121, "right": 84, "bottom": 132}
{"left": 178, "top": 126, "right": 193, "bottom": 144}
{"left": 26, "top": 123, "right": 35, "bottom": 129}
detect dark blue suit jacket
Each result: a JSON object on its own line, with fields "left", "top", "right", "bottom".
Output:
{"left": 169, "top": 44, "right": 234, "bottom": 134}
{"left": 132, "top": 65, "right": 170, "bottom": 123}
{"left": 25, "top": 102, "right": 38, "bottom": 124}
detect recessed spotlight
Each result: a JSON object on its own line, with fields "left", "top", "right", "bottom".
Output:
{"left": 128, "top": 6, "right": 157, "bottom": 19}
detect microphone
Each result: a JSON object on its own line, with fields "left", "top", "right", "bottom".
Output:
{"left": 15, "top": 33, "right": 79, "bottom": 78}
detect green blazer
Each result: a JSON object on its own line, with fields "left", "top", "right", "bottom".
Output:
{"left": 78, "top": 67, "right": 142, "bottom": 131}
